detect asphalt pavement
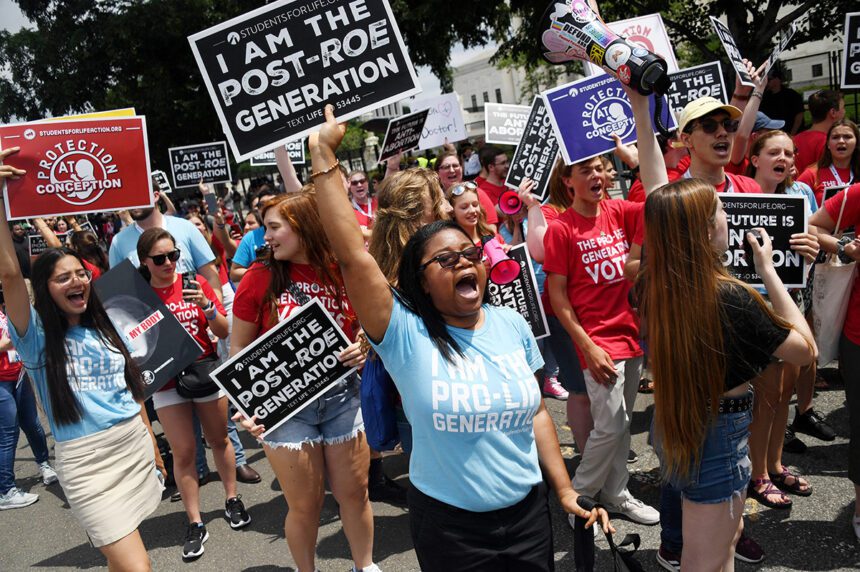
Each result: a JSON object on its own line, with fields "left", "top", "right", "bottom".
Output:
{"left": 1, "top": 371, "right": 858, "bottom": 571}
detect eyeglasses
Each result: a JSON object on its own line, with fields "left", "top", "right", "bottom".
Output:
{"left": 691, "top": 117, "right": 740, "bottom": 135}
{"left": 418, "top": 245, "right": 483, "bottom": 271}
{"left": 51, "top": 269, "right": 93, "bottom": 286}
{"left": 147, "top": 249, "right": 181, "bottom": 265}
{"left": 350, "top": 178, "right": 367, "bottom": 185}
{"left": 449, "top": 182, "right": 477, "bottom": 197}
{"left": 439, "top": 163, "right": 460, "bottom": 171}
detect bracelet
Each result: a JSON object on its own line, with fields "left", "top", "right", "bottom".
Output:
{"left": 216, "top": 223, "right": 226, "bottom": 229}
{"left": 201, "top": 301, "right": 214, "bottom": 313}
{"left": 309, "top": 161, "right": 340, "bottom": 180}
{"left": 751, "top": 91, "right": 764, "bottom": 99}
{"left": 204, "top": 309, "right": 217, "bottom": 320}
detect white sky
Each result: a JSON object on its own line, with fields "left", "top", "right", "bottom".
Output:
{"left": 0, "top": 1, "right": 30, "bottom": 32}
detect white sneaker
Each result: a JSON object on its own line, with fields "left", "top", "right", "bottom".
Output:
{"left": 0, "top": 487, "right": 39, "bottom": 510}
{"left": 542, "top": 376, "right": 569, "bottom": 400}
{"left": 39, "top": 462, "right": 58, "bottom": 485}
{"left": 853, "top": 515, "right": 860, "bottom": 541}
{"left": 605, "top": 496, "right": 659, "bottom": 525}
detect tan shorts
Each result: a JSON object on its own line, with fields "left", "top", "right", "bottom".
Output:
{"left": 54, "top": 415, "right": 163, "bottom": 547}
{"left": 152, "top": 387, "right": 225, "bottom": 409}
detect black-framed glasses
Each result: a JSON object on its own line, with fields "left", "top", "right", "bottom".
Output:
{"left": 147, "top": 249, "right": 181, "bottom": 265}
{"left": 350, "top": 178, "right": 367, "bottom": 185}
{"left": 449, "top": 182, "right": 477, "bottom": 196}
{"left": 692, "top": 117, "right": 739, "bottom": 134}
{"left": 418, "top": 245, "right": 483, "bottom": 271}
{"left": 51, "top": 269, "right": 93, "bottom": 286}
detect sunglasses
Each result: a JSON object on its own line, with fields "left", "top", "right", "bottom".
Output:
{"left": 418, "top": 245, "right": 483, "bottom": 271}
{"left": 350, "top": 178, "right": 367, "bottom": 185}
{"left": 147, "top": 249, "right": 181, "bottom": 265}
{"left": 691, "top": 117, "right": 740, "bottom": 135}
{"left": 449, "top": 182, "right": 477, "bottom": 197}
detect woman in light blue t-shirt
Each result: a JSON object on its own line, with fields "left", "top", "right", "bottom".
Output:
{"left": 0, "top": 147, "right": 161, "bottom": 570}
{"left": 304, "top": 107, "right": 612, "bottom": 572}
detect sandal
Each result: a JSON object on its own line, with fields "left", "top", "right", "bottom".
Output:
{"left": 638, "top": 378, "right": 654, "bottom": 394}
{"left": 748, "top": 477, "right": 793, "bottom": 509}
{"left": 768, "top": 465, "right": 812, "bottom": 497}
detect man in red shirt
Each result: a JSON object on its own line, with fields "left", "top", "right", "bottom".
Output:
{"left": 475, "top": 146, "right": 510, "bottom": 216}
{"left": 794, "top": 90, "right": 845, "bottom": 173}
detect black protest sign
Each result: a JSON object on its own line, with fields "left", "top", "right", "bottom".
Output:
{"left": 719, "top": 193, "right": 808, "bottom": 288}
{"left": 27, "top": 220, "right": 95, "bottom": 256}
{"left": 484, "top": 103, "right": 531, "bottom": 145}
{"left": 504, "top": 96, "right": 559, "bottom": 202}
{"left": 168, "top": 142, "right": 232, "bottom": 188}
{"left": 487, "top": 244, "right": 550, "bottom": 340}
{"left": 764, "top": 19, "right": 799, "bottom": 76}
{"left": 188, "top": 0, "right": 421, "bottom": 162}
{"left": 94, "top": 260, "right": 204, "bottom": 398}
{"left": 151, "top": 170, "right": 173, "bottom": 194}
{"left": 210, "top": 298, "right": 355, "bottom": 437}
{"left": 378, "top": 108, "right": 429, "bottom": 161}
{"left": 250, "top": 140, "right": 306, "bottom": 166}
{"left": 842, "top": 12, "right": 860, "bottom": 89}
{"left": 709, "top": 17, "right": 754, "bottom": 87}
{"left": 667, "top": 62, "right": 727, "bottom": 119}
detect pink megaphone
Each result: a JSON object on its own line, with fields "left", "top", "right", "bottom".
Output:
{"left": 498, "top": 189, "right": 523, "bottom": 215}
{"left": 481, "top": 236, "right": 521, "bottom": 285}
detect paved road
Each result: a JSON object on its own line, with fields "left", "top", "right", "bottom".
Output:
{"left": 1, "top": 374, "right": 857, "bottom": 571}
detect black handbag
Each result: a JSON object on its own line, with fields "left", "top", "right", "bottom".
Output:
{"left": 175, "top": 355, "right": 221, "bottom": 398}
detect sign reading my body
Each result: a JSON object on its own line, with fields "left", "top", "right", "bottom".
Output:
{"left": 217, "top": 0, "right": 396, "bottom": 132}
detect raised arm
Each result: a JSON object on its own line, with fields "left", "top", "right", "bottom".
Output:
{"left": 622, "top": 86, "right": 668, "bottom": 195}
{"left": 274, "top": 145, "right": 303, "bottom": 193}
{"left": 310, "top": 105, "right": 392, "bottom": 342}
{"left": 0, "top": 148, "right": 33, "bottom": 333}
{"left": 32, "top": 217, "right": 62, "bottom": 248}
{"left": 730, "top": 63, "right": 767, "bottom": 166}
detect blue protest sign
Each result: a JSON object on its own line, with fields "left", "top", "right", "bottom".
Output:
{"left": 542, "top": 74, "right": 676, "bottom": 165}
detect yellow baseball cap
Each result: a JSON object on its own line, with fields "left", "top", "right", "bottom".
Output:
{"left": 671, "top": 96, "right": 742, "bottom": 147}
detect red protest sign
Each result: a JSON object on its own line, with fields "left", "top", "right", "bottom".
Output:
{"left": 0, "top": 117, "right": 153, "bottom": 220}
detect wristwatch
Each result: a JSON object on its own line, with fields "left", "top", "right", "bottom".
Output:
{"left": 837, "top": 236, "right": 853, "bottom": 264}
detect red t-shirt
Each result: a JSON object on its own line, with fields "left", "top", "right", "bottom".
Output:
{"left": 154, "top": 274, "right": 226, "bottom": 391}
{"left": 352, "top": 197, "right": 378, "bottom": 229}
{"left": 81, "top": 259, "right": 102, "bottom": 281}
{"left": 824, "top": 184, "right": 860, "bottom": 345}
{"left": 725, "top": 157, "right": 750, "bottom": 176}
{"left": 232, "top": 262, "right": 356, "bottom": 340}
{"left": 793, "top": 130, "right": 827, "bottom": 174}
{"left": 211, "top": 236, "right": 230, "bottom": 285}
{"left": 797, "top": 165, "right": 854, "bottom": 206}
{"left": 0, "top": 311, "right": 22, "bottom": 382}
{"left": 626, "top": 156, "right": 691, "bottom": 203}
{"left": 542, "top": 199, "right": 644, "bottom": 367}
{"left": 541, "top": 204, "right": 564, "bottom": 225}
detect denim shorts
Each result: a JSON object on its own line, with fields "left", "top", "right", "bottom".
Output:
{"left": 546, "top": 316, "right": 587, "bottom": 394}
{"left": 263, "top": 375, "right": 364, "bottom": 450}
{"left": 673, "top": 407, "right": 753, "bottom": 504}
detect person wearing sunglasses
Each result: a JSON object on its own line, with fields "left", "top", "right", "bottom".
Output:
{"left": 136, "top": 227, "right": 249, "bottom": 560}
{"left": 445, "top": 181, "right": 503, "bottom": 246}
{"left": 434, "top": 151, "right": 498, "bottom": 230}
{"left": 302, "top": 105, "right": 612, "bottom": 572}
{"left": 0, "top": 147, "right": 161, "bottom": 570}
{"left": 348, "top": 170, "right": 377, "bottom": 231}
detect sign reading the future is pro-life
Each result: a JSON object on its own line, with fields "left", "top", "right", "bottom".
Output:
{"left": 189, "top": 0, "right": 421, "bottom": 162}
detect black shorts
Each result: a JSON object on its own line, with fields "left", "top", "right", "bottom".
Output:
{"left": 407, "top": 481, "right": 555, "bottom": 572}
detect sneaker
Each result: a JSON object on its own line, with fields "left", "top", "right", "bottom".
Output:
{"left": 627, "top": 449, "right": 638, "bottom": 464}
{"left": 783, "top": 427, "right": 807, "bottom": 454}
{"left": 368, "top": 474, "right": 408, "bottom": 506}
{"left": 791, "top": 407, "right": 836, "bottom": 441}
{"left": 225, "top": 496, "right": 251, "bottom": 529}
{"left": 38, "top": 462, "right": 58, "bottom": 485}
{"left": 353, "top": 565, "right": 382, "bottom": 572}
{"left": 656, "top": 545, "right": 681, "bottom": 571}
{"left": 170, "top": 490, "right": 182, "bottom": 502}
{"left": 182, "top": 522, "right": 208, "bottom": 559}
{"left": 734, "top": 533, "right": 764, "bottom": 563}
{"left": 605, "top": 496, "right": 660, "bottom": 525}
{"left": 542, "top": 376, "right": 569, "bottom": 400}
{"left": 0, "top": 487, "right": 39, "bottom": 510}
{"left": 853, "top": 515, "right": 860, "bottom": 541}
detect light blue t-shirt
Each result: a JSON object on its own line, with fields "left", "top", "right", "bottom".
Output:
{"left": 232, "top": 227, "right": 266, "bottom": 268}
{"left": 371, "top": 297, "right": 544, "bottom": 512}
{"left": 108, "top": 215, "right": 214, "bottom": 273}
{"left": 9, "top": 306, "right": 140, "bottom": 442}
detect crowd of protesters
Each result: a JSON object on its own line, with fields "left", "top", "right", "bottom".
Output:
{"left": 0, "top": 61, "right": 857, "bottom": 572}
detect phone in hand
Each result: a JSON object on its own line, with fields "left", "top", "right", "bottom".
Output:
{"left": 182, "top": 271, "right": 197, "bottom": 291}
{"left": 743, "top": 229, "right": 764, "bottom": 268}
{"left": 204, "top": 193, "right": 218, "bottom": 214}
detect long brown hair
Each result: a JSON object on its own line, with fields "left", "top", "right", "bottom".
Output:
{"left": 816, "top": 118, "right": 860, "bottom": 172}
{"left": 546, "top": 157, "right": 574, "bottom": 213}
{"left": 640, "top": 179, "right": 791, "bottom": 478}
{"left": 746, "top": 130, "right": 793, "bottom": 194}
{"left": 136, "top": 228, "right": 175, "bottom": 282}
{"left": 446, "top": 185, "right": 494, "bottom": 240}
{"left": 369, "top": 168, "right": 446, "bottom": 285}
{"left": 260, "top": 190, "right": 345, "bottom": 325}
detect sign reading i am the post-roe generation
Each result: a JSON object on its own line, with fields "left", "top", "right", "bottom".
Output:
{"left": 504, "top": 96, "right": 559, "bottom": 202}
{"left": 487, "top": 244, "right": 550, "bottom": 340}
{"left": 168, "top": 142, "right": 232, "bottom": 188}
{"left": 188, "top": 0, "right": 421, "bottom": 162}
{"left": 210, "top": 298, "right": 356, "bottom": 437}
